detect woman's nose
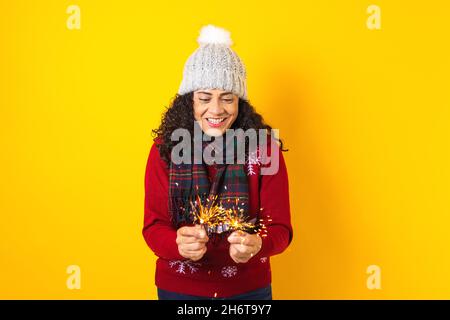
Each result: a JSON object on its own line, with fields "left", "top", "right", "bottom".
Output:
{"left": 208, "top": 99, "right": 224, "bottom": 115}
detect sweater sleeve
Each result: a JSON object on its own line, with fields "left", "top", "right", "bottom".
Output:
{"left": 255, "top": 141, "right": 293, "bottom": 258}
{"left": 142, "top": 140, "right": 185, "bottom": 261}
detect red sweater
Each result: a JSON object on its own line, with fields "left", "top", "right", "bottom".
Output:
{"left": 142, "top": 138, "right": 293, "bottom": 298}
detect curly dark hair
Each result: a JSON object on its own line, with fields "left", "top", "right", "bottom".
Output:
{"left": 151, "top": 92, "right": 288, "bottom": 166}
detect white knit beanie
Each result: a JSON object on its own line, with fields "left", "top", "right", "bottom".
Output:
{"left": 178, "top": 25, "right": 248, "bottom": 100}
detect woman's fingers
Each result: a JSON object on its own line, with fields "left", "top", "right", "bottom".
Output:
{"left": 177, "top": 226, "right": 264, "bottom": 263}
{"left": 228, "top": 232, "right": 258, "bottom": 246}
{"left": 230, "top": 242, "right": 256, "bottom": 255}
{"left": 176, "top": 225, "right": 209, "bottom": 261}
{"left": 182, "top": 241, "right": 207, "bottom": 252}
{"left": 178, "top": 235, "right": 208, "bottom": 244}
{"left": 189, "top": 247, "right": 207, "bottom": 261}
{"left": 178, "top": 225, "right": 207, "bottom": 239}
{"left": 228, "top": 232, "right": 263, "bottom": 263}
{"left": 182, "top": 246, "right": 207, "bottom": 260}
{"left": 176, "top": 225, "right": 209, "bottom": 248}
{"left": 229, "top": 245, "right": 250, "bottom": 263}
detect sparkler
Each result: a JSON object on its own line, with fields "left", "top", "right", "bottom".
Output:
{"left": 190, "top": 194, "right": 226, "bottom": 231}
{"left": 189, "top": 194, "right": 270, "bottom": 237}
{"left": 221, "top": 198, "right": 258, "bottom": 233}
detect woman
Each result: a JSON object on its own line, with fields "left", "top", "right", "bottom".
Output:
{"left": 142, "top": 25, "right": 293, "bottom": 300}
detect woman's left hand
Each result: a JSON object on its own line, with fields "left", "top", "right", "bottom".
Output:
{"left": 227, "top": 231, "right": 262, "bottom": 263}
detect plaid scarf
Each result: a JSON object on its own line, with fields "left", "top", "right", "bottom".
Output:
{"left": 168, "top": 134, "right": 249, "bottom": 234}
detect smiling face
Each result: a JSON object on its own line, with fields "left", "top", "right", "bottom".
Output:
{"left": 193, "top": 89, "right": 239, "bottom": 137}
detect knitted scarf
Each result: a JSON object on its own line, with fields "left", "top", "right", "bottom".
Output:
{"left": 168, "top": 134, "right": 249, "bottom": 235}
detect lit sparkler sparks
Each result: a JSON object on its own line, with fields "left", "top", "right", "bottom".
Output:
{"left": 189, "top": 194, "right": 269, "bottom": 236}
{"left": 190, "top": 194, "right": 225, "bottom": 228}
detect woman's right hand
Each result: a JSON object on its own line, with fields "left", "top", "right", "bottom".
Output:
{"left": 176, "top": 224, "right": 209, "bottom": 261}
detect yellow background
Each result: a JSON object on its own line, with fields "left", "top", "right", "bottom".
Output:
{"left": 1, "top": 0, "right": 449, "bottom": 299}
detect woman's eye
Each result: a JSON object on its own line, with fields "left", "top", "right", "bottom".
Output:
{"left": 199, "top": 99, "right": 210, "bottom": 102}
{"left": 223, "top": 99, "right": 233, "bottom": 103}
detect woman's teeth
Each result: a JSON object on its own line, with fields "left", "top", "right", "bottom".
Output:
{"left": 207, "top": 118, "right": 226, "bottom": 124}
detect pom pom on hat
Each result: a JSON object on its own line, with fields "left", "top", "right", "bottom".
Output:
{"left": 178, "top": 24, "right": 247, "bottom": 99}
{"left": 197, "top": 24, "right": 233, "bottom": 46}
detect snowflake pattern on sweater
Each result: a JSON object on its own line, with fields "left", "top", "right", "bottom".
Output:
{"left": 168, "top": 260, "right": 202, "bottom": 274}
{"left": 221, "top": 266, "right": 238, "bottom": 278}
{"left": 245, "top": 148, "right": 261, "bottom": 176}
